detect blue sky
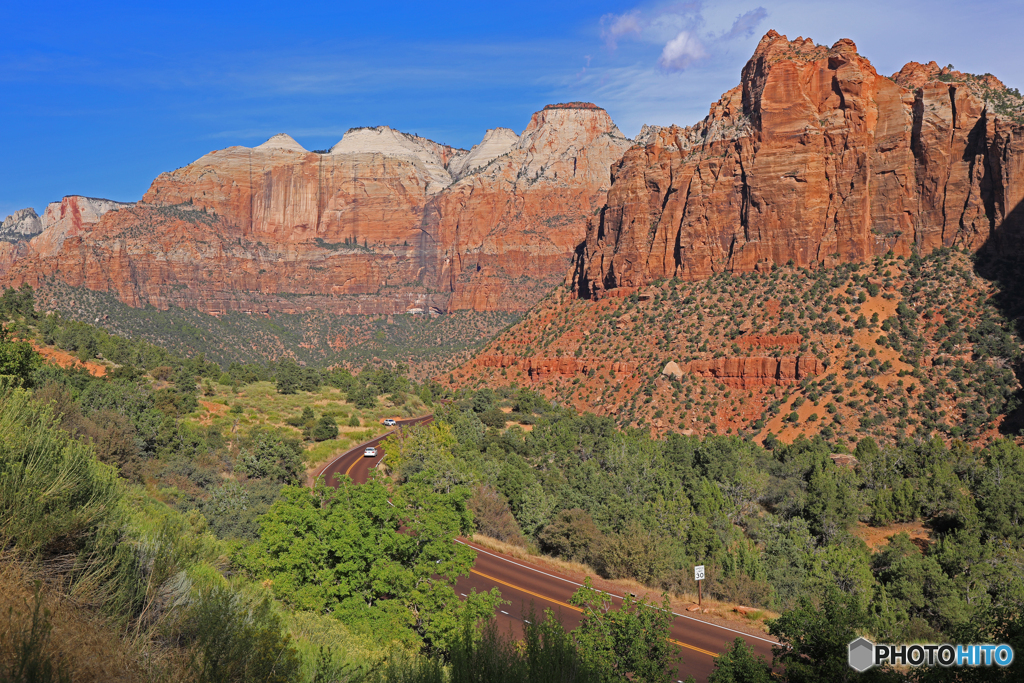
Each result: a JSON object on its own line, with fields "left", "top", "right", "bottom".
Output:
{"left": 3, "top": 1, "right": 1021, "bottom": 219}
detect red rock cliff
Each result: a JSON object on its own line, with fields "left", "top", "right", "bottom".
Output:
{"left": 4, "top": 109, "right": 630, "bottom": 315}
{"left": 575, "top": 31, "right": 1024, "bottom": 298}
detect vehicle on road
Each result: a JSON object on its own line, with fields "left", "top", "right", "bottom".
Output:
{"left": 363, "top": 446, "right": 377, "bottom": 457}
{"left": 382, "top": 418, "right": 397, "bottom": 427}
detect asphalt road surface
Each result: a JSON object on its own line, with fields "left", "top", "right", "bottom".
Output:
{"left": 315, "top": 414, "right": 777, "bottom": 682}
{"left": 315, "top": 414, "right": 432, "bottom": 486}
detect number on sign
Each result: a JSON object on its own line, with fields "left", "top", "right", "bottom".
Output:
{"left": 694, "top": 565, "right": 705, "bottom": 581}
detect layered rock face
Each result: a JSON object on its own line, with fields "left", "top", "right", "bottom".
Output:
{"left": 686, "top": 356, "right": 824, "bottom": 389}
{"left": 33, "top": 196, "right": 133, "bottom": 257}
{"left": 432, "top": 105, "right": 632, "bottom": 310}
{"left": 575, "top": 31, "right": 1024, "bottom": 298}
{"left": 1, "top": 208, "right": 43, "bottom": 242}
{"left": 1, "top": 197, "right": 131, "bottom": 279}
{"left": 4, "top": 107, "right": 629, "bottom": 315}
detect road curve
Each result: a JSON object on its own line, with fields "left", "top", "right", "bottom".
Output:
{"left": 313, "top": 414, "right": 776, "bottom": 682}
{"left": 315, "top": 414, "right": 433, "bottom": 487}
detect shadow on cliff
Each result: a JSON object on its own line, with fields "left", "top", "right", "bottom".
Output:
{"left": 974, "top": 197, "right": 1024, "bottom": 435}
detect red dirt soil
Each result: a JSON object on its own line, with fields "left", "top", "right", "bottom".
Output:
{"left": 31, "top": 342, "right": 107, "bottom": 377}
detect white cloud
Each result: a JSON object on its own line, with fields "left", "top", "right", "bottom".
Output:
{"left": 600, "top": 11, "right": 643, "bottom": 50}
{"left": 659, "top": 30, "right": 707, "bottom": 71}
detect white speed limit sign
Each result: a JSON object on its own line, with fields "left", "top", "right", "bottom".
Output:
{"left": 694, "top": 565, "right": 705, "bottom": 581}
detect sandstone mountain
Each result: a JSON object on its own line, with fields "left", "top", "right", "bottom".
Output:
{"left": 1, "top": 208, "right": 43, "bottom": 242}
{"left": 0, "top": 197, "right": 132, "bottom": 280}
{"left": 574, "top": 31, "right": 1024, "bottom": 299}
{"left": 449, "top": 32, "right": 1024, "bottom": 443}
{"left": 2, "top": 105, "right": 630, "bottom": 316}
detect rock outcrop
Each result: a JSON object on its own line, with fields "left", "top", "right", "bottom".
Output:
{"left": 475, "top": 354, "right": 637, "bottom": 379}
{"left": 661, "top": 360, "right": 684, "bottom": 380}
{"left": 432, "top": 105, "right": 632, "bottom": 311}
{"left": 1, "top": 208, "right": 42, "bottom": 242}
{"left": 575, "top": 31, "right": 1024, "bottom": 298}
{"left": 686, "top": 355, "right": 824, "bottom": 389}
{"left": 33, "top": 196, "right": 134, "bottom": 258}
{"left": 449, "top": 128, "right": 519, "bottom": 180}
{"left": 3, "top": 105, "right": 630, "bottom": 316}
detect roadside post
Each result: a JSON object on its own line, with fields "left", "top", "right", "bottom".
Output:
{"left": 695, "top": 564, "right": 705, "bottom": 607}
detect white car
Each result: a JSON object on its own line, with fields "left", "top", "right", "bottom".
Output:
{"left": 363, "top": 446, "right": 378, "bottom": 458}
{"left": 382, "top": 419, "right": 397, "bottom": 427}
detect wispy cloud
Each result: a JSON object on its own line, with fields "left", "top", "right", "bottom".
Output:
{"left": 591, "top": 2, "right": 766, "bottom": 74}
{"left": 721, "top": 7, "right": 769, "bottom": 40}
{"left": 600, "top": 11, "right": 642, "bottom": 50}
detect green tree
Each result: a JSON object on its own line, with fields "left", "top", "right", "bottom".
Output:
{"left": 707, "top": 638, "right": 771, "bottom": 683}
{"left": 569, "top": 578, "right": 678, "bottom": 683}
{"left": 803, "top": 460, "right": 857, "bottom": 542}
{"left": 0, "top": 324, "right": 39, "bottom": 388}
{"left": 974, "top": 439, "right": 1024, "bottom": 542}
{"left": 275, "top": 358, "right": 301, "bottom": 395}
{"left": 769, "top": 586, "right": 897, "bottom": 683}
{"left": 539, "top": 508, "right": 601, "bottom": 564}
{"left": 238, "top": 478, "right": 501, "bottom": 652}
{"left": 351, "top": 385, "right": 379, "bottom": 409}
{"left": 311, "top": 415, "right": 339, "bottom": 442}
{"left": 238, "top": 433, "right": 305, "bottom": 484}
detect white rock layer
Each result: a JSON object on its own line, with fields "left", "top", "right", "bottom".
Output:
{"left": 449, "top": 128, "right": 519, "bottom": 180}
{"left": 255, "top": 133, "right": 308, "bottom": 152}
{"left": 1, "top": 208, "right": 43, "bottom": 241}
{"left": 330, "top": 126, "right": 467, "bottom": 194}
{"left": 32, "top": 196, "right": 133, "bottom": 257}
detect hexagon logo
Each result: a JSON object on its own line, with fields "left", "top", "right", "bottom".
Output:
{"left": 848, "top": 637, "right": 875, "bottom": 672}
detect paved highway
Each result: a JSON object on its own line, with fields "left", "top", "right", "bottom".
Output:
{"left": 314, "top": 414, "right": 433, "bottom": 486}
{"left": 314, "top": 414, "right": 777, "bottom": 681}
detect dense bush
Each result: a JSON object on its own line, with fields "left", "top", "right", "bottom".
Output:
{"left": 389, "top": 390, "right": 1024, "bottom": 649}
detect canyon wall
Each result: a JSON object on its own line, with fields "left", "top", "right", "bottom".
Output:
{"left": 3, "top": 106, "right": 630, "bottom": 316}
{"left": 575, "top": 31, "right": 1024, "bottom": 298}
{"left": 8, "top": 32, "right": 1024, "bottom": 321}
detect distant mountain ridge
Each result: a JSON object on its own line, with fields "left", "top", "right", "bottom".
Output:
{"left": 3, "top": 31, "right": 1023, "bottom": 338}
{"left": 1, "top": 103, "right": 630, "bottom": 317}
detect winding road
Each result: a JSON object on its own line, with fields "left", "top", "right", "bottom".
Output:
{"left": 313, "top": 414, "right": 777, "bottom": 682}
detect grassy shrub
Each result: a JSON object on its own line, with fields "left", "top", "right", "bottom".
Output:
{"left": 0, "top": 389, "right": 122, "bottom": 556}
{"left": 367, "top": 613, "right": 606, "bottom": 683}
{"left": 180, "top": 586, "right": 302, "bottom": 683}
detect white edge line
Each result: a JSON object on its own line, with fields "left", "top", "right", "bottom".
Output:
{"left": 456, "top": 540, "right": 776, "bottom": 645}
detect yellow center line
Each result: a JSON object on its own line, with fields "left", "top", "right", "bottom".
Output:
{"left": 469, "top": 569, "right": 718, "bottom": 658}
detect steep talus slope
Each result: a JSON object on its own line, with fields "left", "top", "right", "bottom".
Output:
{"left": 574, "top": 31, "right": 1024, "bottom": 298}
{"left": 2, "top": 105, "right": 629, "bottom": 317}
{"left": 452, "top": 249, "right": 1020, "bottom": 446}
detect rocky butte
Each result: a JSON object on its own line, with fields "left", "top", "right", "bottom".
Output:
{"left": 573, "top": 31, "right": 1024, "bottom": 298}
{"left": 1, "top": 104, "right": 631, "bottom": 316}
